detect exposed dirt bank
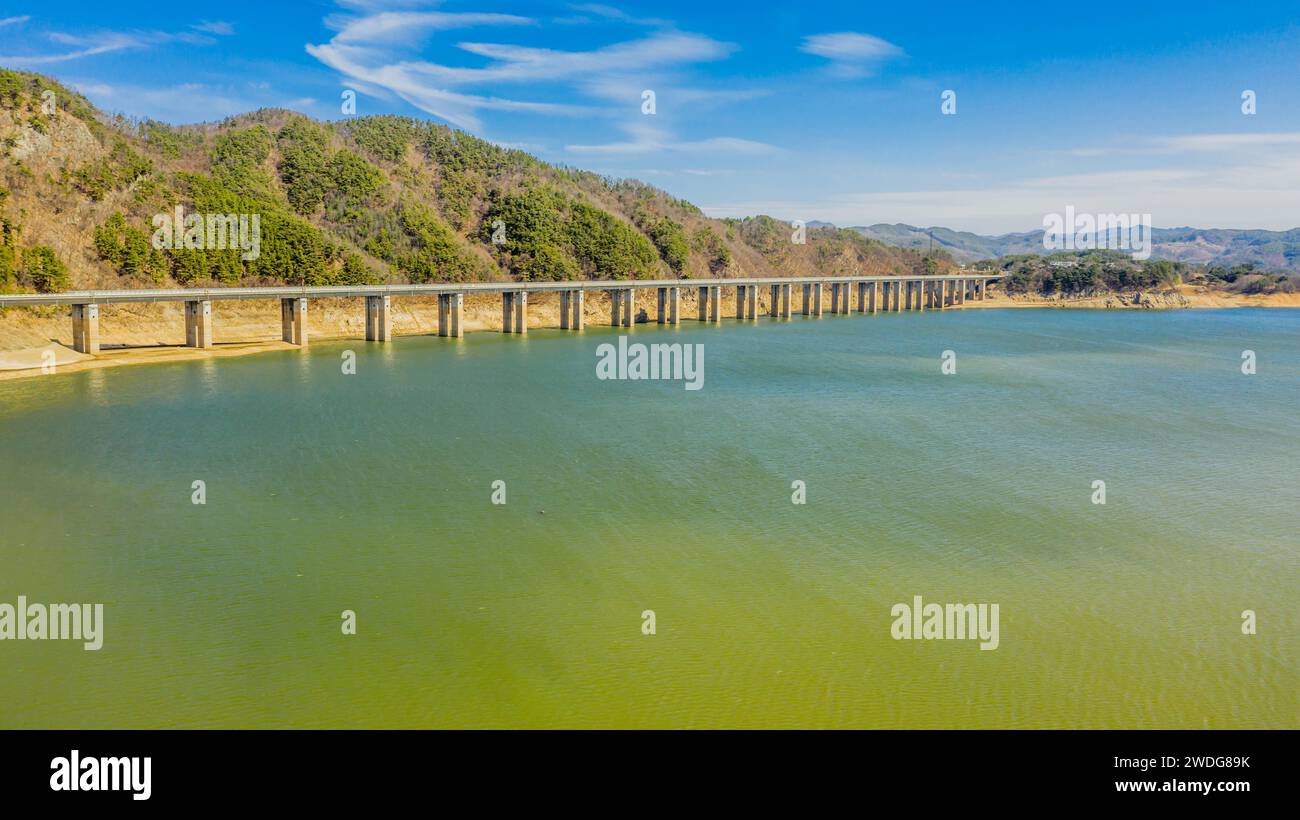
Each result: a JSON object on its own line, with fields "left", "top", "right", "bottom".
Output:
{"left": 2, "top": 285, "right": 1296, "bottom": 381}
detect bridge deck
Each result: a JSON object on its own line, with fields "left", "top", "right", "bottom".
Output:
{"left": 0, "top": 273, "right": 1005, "bottom": 307}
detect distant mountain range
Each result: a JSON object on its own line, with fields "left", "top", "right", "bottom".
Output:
{"left": 846, "top": 223, "right": 1300, "bottom": 271}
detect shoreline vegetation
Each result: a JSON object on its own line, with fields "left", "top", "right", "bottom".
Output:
{"left": 2, "top": 284, "right": 1296, "bottom": 381}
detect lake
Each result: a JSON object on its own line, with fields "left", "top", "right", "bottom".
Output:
{"left": 0, "top": 308, "right": 1295, "bottom": 728}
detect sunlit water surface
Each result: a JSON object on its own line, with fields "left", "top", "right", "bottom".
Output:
{"left": 1, "top": 308, "right": 1296, "bottom": 727}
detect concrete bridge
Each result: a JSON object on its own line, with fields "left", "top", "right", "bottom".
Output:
{"left": 0, "top": 274, "right": 1005, "bottom": 354}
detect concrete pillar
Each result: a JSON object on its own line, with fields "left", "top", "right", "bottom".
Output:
{"left": 571, "top": 290, "right": 585, "bottom": 330}
{"left": 71, "top": 303, "right": 100, "bottom": 354}
{"left": 769, "top": 284, "right": 780, "bottom": 317}
{"left": 869, "top": 281, "right": 878, "bottom": 314}
{"left": 747, "top": 283, "right": 757, "bottom": 319}
{"left": 813, "top": 283, "right": 824, "bottom": 316}
{"left": 560, "top": 290, "right": 571, "bottom": 329}
{"left": 438, "top": 293, "right": 464, "bottom": 336}
{"left": 856, "top": 281, "right": 867, "bottom": 313}
{"left": 697, "top": 286, "right": 708, "bottom": 322}
{"left": 504, "top": 292, "right": 516, "bottom": 333}
{"left": 736, "top": 285, "right": 748, "bottom": 320}
{"left": 657, "top": 287, "right": 667, "bottom": 323}
{"left": 957, "top": 280, "right": 965, "bottom": 306}
{"left": 707, "top": 286, "right": 719, "bottom": 323}
{"left": 281, "top": 297, "right": 307, "bottom": 345}
{"left": 515, "top": 290, "right": 528, "bottom": 333}
{"left": 621, "top": 288, "right": 633, "bottom": 327}
{"left": 830, "top": 282, "right": 842, "bottom": 314}
{"left": 184, "top": 299, "right": 213, "bottom": 349}
{"left": 780, "top": 283, "right": 791, "bottom": 318}
{"left": 981, "top": 280, "right": 988, "bottom": 300}
{"left": 668, "top": 287, "right": 679, "bottom": 324}
{"left": 609, "top": 290, "right": 621, "bottom": 327}
{"left": 801, "top": 284, "right": 812, "bottom": 315}
{"left": 894, "top": 281, "right": 902, "bottom": 312}
{"left": 917, "top": 281, "right": 926, "bottom": 313}
{"left": 365, "top": 295, "right": 391, "bottom": 342}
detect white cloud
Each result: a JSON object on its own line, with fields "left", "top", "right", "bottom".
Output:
{"left": 567, "top": 122, "right": 776, "bottom": 156}
{"left": 703, "top": 158, "right": 1300, "bottom": 234}
{"left": 1, "top": 32, "right": 145, "bottom": 66}
{"left": 192, "top": 21, "right": 235, "bottom": 36}
{"left": 307, "top": 3, "right": 739, "bottom": 134}
{"left": 70, "top": 79, "right": 323, "bottom": 124}
{"left": 0, "top": 15, "right": 31, "bottom": 27}
{"left": 800, "top": 32, "right": 903, "bottom": 78}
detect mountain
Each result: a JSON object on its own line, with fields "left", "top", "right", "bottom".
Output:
{"left": 848, "top": 223, "right": 1300, "bottom": 271}
{"left": 0, "top": 69, "right": 941, "bottom": 296}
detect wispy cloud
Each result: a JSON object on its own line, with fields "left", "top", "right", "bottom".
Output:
{"left": 192, "top": 20, "right": 235, "bottom": 36}
{"left": 70, "top": 79, "right": 322, "bottom": 124}
{"left": 1, "top": 32, "right": 146, "bottom": 66}
{"left": 566, "top": 122, "right": 776, "bottom": 156}
{"left": 0, "top": 15, "right": 31, "bottom": 27}
{"left": 306, "top": 1, "right": 740, "bottom": 133}
{"left": 704, "top": 155, "right": 1300, "bottom": 233}
{"left": 0, "top": 23, "right": 231, "bottom": 67}
{"left": 800, "top": 32, "right": 903, "bottom": 79}
{"left": 559, "top": 3, "right": 672, "bottom": 28}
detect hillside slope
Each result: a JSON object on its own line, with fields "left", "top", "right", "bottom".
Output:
{"left": 0, "top": 70, "right": 941, "bottom": 296}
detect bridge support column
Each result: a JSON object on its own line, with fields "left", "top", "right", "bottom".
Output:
{"left": 559, "top": 289, "right": 583, "bottom": 330}
{"left": 668, "top": 287, "right": 679, "bottom": 324}
{"left": 868, "top": 282, "right": 878, "bottom": 314}
{"left": 769, "top": 284, "right": 780, "bottom": 317}
{"left": 812, "top": 282, "right": 824, "bottom": 316}
{"left": 281, "top": 297, "right": 308, "bottom": 345}
{"left": 184, "top": 299, "right": 212, "bottom": 349}
{"left": 917, "top": 281, "right": 926, "bottom": 312}
{"left": 746, "top": 284, "right": 757, "bottom": 319}
{"left": 656, "top": 287, "right": 667, "bottom": 323}
{"left": 957, "top": 280, "right": 966, "bottom": 306}
{"left": 621, "top": 288, "right": 633, "bottom": 327}
{"left": 515, "top": 291, "right": 528, "bottom": 333}
{"left": 735, "top": 285, "right": 748, "bottom": 320}
{"left": 856, "top": 281, "right": 867, "bottom": 313}
{"left": 71, "top": 303, "right": 100, "bottom": 354}
{"left": 696, "top": 287, "right": 708, "bottom": 322}
{"left": 780, "top": 283, "right": 791, "bottom": 318}
{"left": 570, "top": 289, "right": 584, "bottom": 329}
{"left": 708, "top": 286, "right": 720, "bottom": 323}
{"left": 438, "top": 293, "right": 463, "bottom": 337}
{"left": 504, "top": 292, "right": 517, "bottom": 333}
{"left": 365, "top": 295, "right": 391, "bottom": 342}
{"left": 801, "top": 284, "right": 812, "bottom": 315}
{"left": 830, "top": 282, "right": 842, "bottom": 314}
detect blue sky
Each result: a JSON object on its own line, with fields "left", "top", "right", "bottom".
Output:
{"left": 3, "top": 1, "right": 1300, "bottom": 232}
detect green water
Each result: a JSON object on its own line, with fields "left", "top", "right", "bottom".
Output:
{"left": 1, "top": 308, "right": 1296, "bottom": 728}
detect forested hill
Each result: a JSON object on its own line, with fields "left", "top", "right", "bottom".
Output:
{"left": 0, "top": 69, "right": 940, "bottom": 295}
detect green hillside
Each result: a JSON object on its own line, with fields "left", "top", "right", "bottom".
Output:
{"left": 0, "top": 69, "right": 939, "bottom": 295}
